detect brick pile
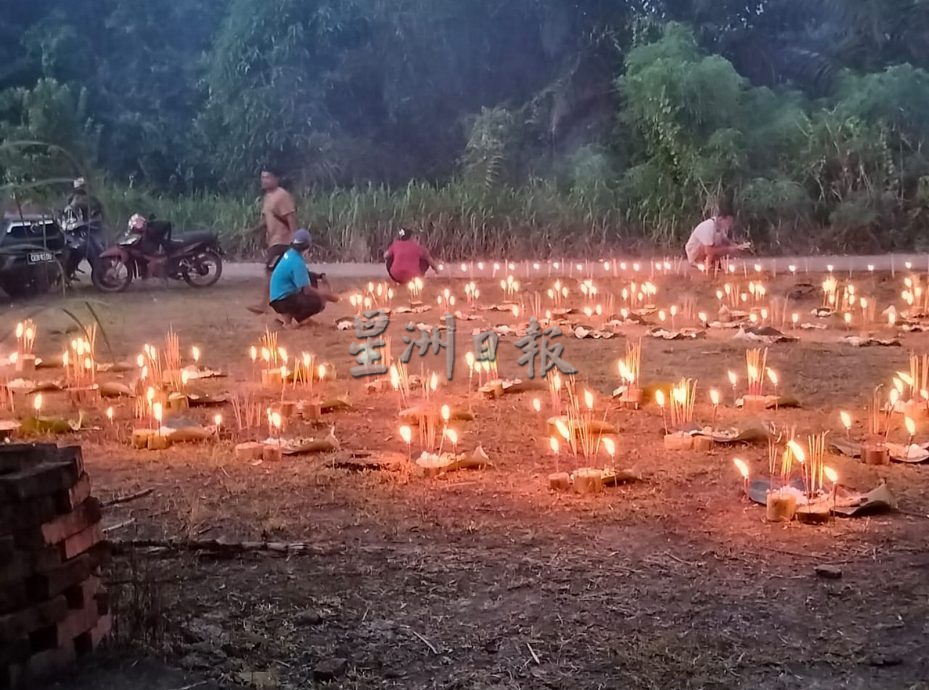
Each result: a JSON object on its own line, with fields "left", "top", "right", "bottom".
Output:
{"left": 0, "top": 444, "right": 110, "bottom": 688}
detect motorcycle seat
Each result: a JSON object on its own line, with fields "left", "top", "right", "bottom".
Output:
{"left": 166, "top": 231, "right": 216, "bottom": 249}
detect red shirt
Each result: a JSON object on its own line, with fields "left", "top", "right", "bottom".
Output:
{"left": 386, "top": 240, "right": 432, "bottom": 283}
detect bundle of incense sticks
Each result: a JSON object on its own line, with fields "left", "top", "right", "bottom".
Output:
{"left": 746, "top": 348, "right": 768, "bottom": 397}
{"left": 670, "top": 378, "right": 697, "bottom": 428}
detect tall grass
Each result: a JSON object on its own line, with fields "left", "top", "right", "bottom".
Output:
{"left": 98, "top": 180, "right": 635, "bottom": 261}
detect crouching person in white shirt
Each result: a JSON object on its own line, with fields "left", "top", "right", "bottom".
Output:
{"left": 684, "top": 213, "right": 750, "bottom": 268}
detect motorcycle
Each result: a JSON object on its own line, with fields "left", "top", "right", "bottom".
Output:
{"left": 60, "top": 205, "right": 107, "bottom": 284}
{"left": 91, "top": 217, "right": 224, "bottom": 292}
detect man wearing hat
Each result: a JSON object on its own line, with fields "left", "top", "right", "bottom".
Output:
{"left": 268, "top": 229, "right": 338, "bottom": 327}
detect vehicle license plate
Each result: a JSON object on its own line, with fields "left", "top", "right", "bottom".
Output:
{"left": 28, "top": 252, "right": 54, "bottom": 264}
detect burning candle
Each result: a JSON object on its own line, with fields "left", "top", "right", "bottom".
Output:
{"left": 655, "top": 390, "right": 667, "bottom": 434}
{"left": 444, "top": 428, "right": 459, "bottom": 455}
{"left": 399, "top": 424, "right": 413, "bottom": 460}
{"left": 840, "top": 411, "right": 852, "bottom": 439}
{"left": 192, "top": 346, "right": 201, "bottom": 364}
{"left": 532, "top": 398, "right": 541, "bottom": 414}
{"left": 824, "top": 465, "right": 839, "bottom": 516}
{"left": 727, "top": 371, "right": 738, "bottom": 404}
{"left": 709, "top": 389, "right": 720, "bottom": 428}
{"left": 602, "top": 437, "right": 616, "bottom": 465}
{"left": 153, "top": 401, "right": 163, "bottom": 433}
{"left": 33, "top": 394, "right": 43, "bottom": 414}
{"left": 213, "top": 413, "right": 223, "bottom": 429}
{"left": 733, "top": 457, "right": 749, "bottom": 496}
{"left": 549, "top": 436, "right": 561, "bottom": 473}
{"left": 905, "top": 416, "right": 917, "bottom": 459}
{"left": 106, "top": 406, "right": 114, "bottom": 423}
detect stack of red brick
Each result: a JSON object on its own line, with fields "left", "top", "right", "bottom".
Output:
{"left": 0, "top": 444, "right": 110, "bottom": 688}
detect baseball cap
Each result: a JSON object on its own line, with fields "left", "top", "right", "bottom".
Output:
{"left": 292, "top": 228, "right": 312, "bottom": 248}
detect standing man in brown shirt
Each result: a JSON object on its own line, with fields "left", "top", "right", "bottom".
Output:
{"left": 248, "top": 167, "right": 298, "bottom": 314}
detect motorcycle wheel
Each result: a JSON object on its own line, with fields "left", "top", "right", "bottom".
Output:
{"left": 91, "top": 256, "right": 132, "bottom": 293}
{"left": 183, "top": 249, "right": 223, "bottom": 288}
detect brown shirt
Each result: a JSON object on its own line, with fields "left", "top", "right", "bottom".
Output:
{"left": 261, "top": 187, "right": 296, "bottom": 247}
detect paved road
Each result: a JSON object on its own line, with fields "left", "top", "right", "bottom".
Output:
{"left": 225, "top": 253, "right": 929, "bottom": 281}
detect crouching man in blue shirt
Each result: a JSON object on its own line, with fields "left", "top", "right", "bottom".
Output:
{"left": 269, "top": 229, "right": 338, "bottom": 327}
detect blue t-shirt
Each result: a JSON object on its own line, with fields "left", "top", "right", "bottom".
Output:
{"left": 270, "top": 248, "right": 310, "bottom": 302}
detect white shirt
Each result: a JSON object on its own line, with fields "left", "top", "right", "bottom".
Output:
{"left": 685, "top": 218, "right": 723, "bottom": 263}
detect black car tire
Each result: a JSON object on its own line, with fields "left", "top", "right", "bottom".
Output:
{"left": 0, "top": 264, "right": 58, "bottom": 299}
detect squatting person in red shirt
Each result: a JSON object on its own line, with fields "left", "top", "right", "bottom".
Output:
{"left": 383, "top": 228, "right": 440, "bottom": 284}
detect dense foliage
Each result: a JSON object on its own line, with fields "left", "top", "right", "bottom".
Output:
{"left": 3, "top": 0, "right": 929, "bottom": 256}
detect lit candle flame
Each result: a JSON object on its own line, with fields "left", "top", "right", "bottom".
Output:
{"left": 584, "top": 390, "right": 594, "bottom": 410}
{"left": 733, "top": 457, "right": 749, "bottom": 479}
{"left": 33, "top": 394, "right": 43, "bottom": 413}
{"left": 549, "top": 437, "right": 560, "bottom": 454}
{"left": 191, "top": 346, "right": 201, "bottom": 363}
{"left": 840, "top": 411, "right": 852, "bottom": 430}
{"left": 710, "top": 389, "right": 720, "bottom": 406}
{"left": 399, "top": 425, "right": 412, "bottom": 445}
{"left": 655, "top": 390, "right": 665, "bottom": 408}
{"left": 824, "top": 466, "right": 838, "bottom": 484}
{"left": 787, "top": 440, "right": 806, "bottom": 463}
{"left": 153, "top": 402, "right": 163, "bottom": 424}
{"left": 905, "top": 416, "right": 916, "bottom": 437}
{"left": 766, "top": 368, "right": 778, "bottom": 386}
{"left": 532, "top": 398, "right": 541, "bottom": 413}
{"left": 602, "top": 437, "right": 616, "bottom": 458}
{"left": 213, "top": 414, "right": 223, "bottom": 427}
{"left": 441, "top": 404, "right": 451, "bottom": 423}
{"left": 727, "top": 371, "right": 737, "bottom": 386}
{"left": 555, "top": 418, "right": 571, "bottom": 441}
{"left": 106, "top": 407, "right": 114, "bottom": 422}
{"left": 444, "top": 428, "right": 458, "bottom": 447}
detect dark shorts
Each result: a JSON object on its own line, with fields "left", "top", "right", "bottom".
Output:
{"left": 265, "top": 244, "right": 290, "bottom": 271}
{"left": 270, "top": 291, "right": 325, "bottom": 322}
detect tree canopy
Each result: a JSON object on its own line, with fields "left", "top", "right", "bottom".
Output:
{"left": 4, "top": 0, "right": 929, "bottom": 251}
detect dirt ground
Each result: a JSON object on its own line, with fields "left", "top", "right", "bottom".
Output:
{"left": 12, "top": 267, "right": 929, "bottom": 690}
